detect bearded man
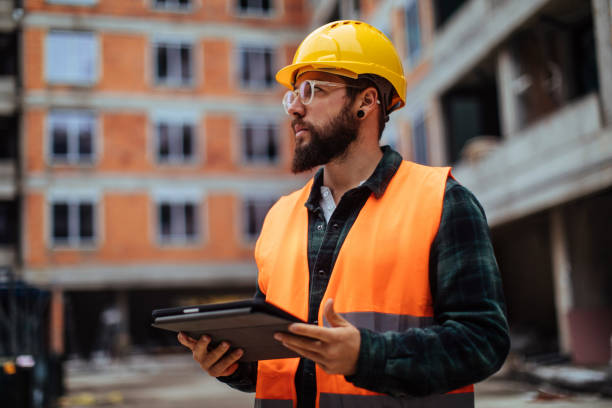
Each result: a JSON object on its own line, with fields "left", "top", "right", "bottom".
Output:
{"left": 178, "top": 20, "right": 510, "bottom": 408}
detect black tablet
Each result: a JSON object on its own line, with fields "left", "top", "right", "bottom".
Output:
{"left": 151, "top": 299, "right": 306, "bottom": 362}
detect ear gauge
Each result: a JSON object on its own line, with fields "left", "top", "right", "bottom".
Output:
{"left": 357, "top": 110, "right": 365, "bottom": 118}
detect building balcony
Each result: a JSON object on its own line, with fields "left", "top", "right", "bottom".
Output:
{"left": 24, "top": 261, "right": 258, "bottom": 289}
{"left": 405, "top": 0, "right": 553, "bottom": 113}
{"left": 0, "top": 160, "right": 16, "bottom": 199}
{"left": 453, "top": 93, "right": 612, "bottom": 226}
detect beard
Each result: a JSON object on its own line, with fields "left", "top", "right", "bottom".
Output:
{"left": 291, "top": 103, "right": 359, "bottom": 173}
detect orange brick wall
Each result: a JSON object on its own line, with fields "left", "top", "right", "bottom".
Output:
{"left": 201, "top": 39, "right": 231, "bottom": 95}
{"left": 22, "top": 28, "right": 44, "bottom": 91}
{"left": 99, "top": 112, "right": 150, "bottom": 172}
{"left": 23, "top": 191, "right": 253, "bottom": 268}
{"left": 100, "top": 193, "right": 152, "bottom": 261}
{"left": 23, "top": 106, "right": 290, "bottom": 268}
{"left": 23, "top": 12, "right": 303, "bottom": 96}
{"left": 21, "top": 0, "right": 308, "bottom": 277}
{"left": 23, "top": 29, "right": 291, "bottom": 97}
{"left": 23, "top": 192, "right": 46, "bottom": 268}
{"left": 205, "top": 114, "right": 234, "bottom": 171}
{"left": 23, "top": 108, "right": 293, "bottom": 175}
{"left": 23, "top": 109, "right": 45, "bottom": 173}
{"left": 99, "top": 34, "right": 148, "bottom": 92}
{"left": 24, "top": 0, "right": 311, "bottom": 28}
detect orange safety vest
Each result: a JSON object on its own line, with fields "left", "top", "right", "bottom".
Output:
{"left": 254, "top": 161, "right": 474, "bottom": 408}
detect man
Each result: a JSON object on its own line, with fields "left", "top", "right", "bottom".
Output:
{"left": 178, "top": 20, "right": 509, "bottom": 408}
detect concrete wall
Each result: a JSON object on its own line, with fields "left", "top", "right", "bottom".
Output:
{"left": 396, "top": 0, "right": 612, "bottom": 364}
{"left": 453, "top": 94, "right": 611, "bottom": 228}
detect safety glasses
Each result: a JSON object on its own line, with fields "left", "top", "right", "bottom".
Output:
{"left": 282, "top": 80, "right": 361, "bottom": 114}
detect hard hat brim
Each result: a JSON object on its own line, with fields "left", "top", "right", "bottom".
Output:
{"left": 276, "top": 61, "right": 405, "bottom": 111}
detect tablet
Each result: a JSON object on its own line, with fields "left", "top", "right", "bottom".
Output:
{"left": 151, "top": 299, "right": 306, "bottom": 362}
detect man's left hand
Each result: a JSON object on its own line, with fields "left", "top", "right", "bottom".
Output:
{"left": 274, "top": 298, "right": 361, "bottom": 376}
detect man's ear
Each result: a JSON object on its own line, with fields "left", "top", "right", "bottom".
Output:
{"left": 358, "top": 87, "right": 379, "bottom": 118}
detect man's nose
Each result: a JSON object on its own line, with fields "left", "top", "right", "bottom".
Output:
{"left": 287, "top": 95, "right": 305, "bottom": 117}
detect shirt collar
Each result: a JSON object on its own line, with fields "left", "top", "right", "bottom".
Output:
{"left": 304, "top": 145, "right": 403, "bottom": 211}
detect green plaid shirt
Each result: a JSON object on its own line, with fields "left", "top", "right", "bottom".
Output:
{"left": 220, "top": 146, "right": 510, "bottom": 406}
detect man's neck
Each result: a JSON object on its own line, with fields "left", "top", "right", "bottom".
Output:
{"left": 322, "top": 139, "right": 383, "bottom": 204}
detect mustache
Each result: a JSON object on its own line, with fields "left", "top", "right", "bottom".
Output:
{"left": 291, "top": 118, "right": 312, "bottom": 133}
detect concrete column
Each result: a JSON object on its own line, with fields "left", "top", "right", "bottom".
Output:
{"left": 428, "top": 98, "right": 447, "bottom": 166}
{"left": 496, "top": 47, "right": 522, "bottom": 138}
{"left": 116, "top": 290, "right": 130, "bottom": 357}
{"left": 592, "top": 0, "right": 612, "bottom": 125}
{"left": 311, "top": 0, "right": 339, "bottom": 28}
{"left": 49, "top": 289, "right": 64, "bottom": 355}
{"left": 340, "top": 0, "right": 354, "bottom": 19}
{"left": 550, "top": 208, "right": 573, "bottom": 355}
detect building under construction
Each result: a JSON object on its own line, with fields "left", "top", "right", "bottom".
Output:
{"left": 1, "top": 0, "right": 610, "bottom": 374}
{"left": 351, "top": 0, "right": 611, "bottom": 365}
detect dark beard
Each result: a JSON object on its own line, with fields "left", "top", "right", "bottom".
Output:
{"left": 291, "top": 104, "right": 359, "bottom": 173}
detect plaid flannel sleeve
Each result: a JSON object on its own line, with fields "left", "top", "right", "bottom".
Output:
{"left": 345, "top": 179, "right": 510, "bottom": 397}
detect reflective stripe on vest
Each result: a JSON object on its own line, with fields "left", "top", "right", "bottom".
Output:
{"left": 255, "top": 400, "right": 293, "bottom": 408}
{"left": 254, "top": 161, "right": 474, "bottom": 408}
{"left": 319, "top": 391, "right": 474, "bottom": 408}
{"left": 256, "top": 391, "right": 473, "bottom": 408}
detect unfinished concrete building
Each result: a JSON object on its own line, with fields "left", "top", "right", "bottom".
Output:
{"left": 362, "top": 0, "right": 612, "bottom": 365}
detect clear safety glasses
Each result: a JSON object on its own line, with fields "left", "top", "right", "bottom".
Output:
{"left": 282, "top": 80, "right": 361, "bottom": 114}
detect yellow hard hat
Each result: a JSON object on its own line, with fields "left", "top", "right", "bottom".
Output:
{"left": 276, "top": 20, "right": 406, "bottom": 113}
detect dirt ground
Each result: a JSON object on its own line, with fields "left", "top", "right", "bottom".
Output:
{"left": 60, "top": 353, "right": 612, "bottom": 408}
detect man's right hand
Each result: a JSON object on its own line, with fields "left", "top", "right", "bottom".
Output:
{"left": 178, "top": 332, "right": 244, "bottom": 377}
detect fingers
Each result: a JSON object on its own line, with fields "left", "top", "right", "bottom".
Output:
{"left": 276, "top": 333, "right": 344, "bottom": 375}
{"left": 179, "top": 333, "right": 243, "bottom": 377}
{"left": 275, "top": 306, "right": 361, "bottom": 376}
{"left": 323, "top": 298, "right": 348, "bottom": 328}
{"left": 275, "top": 332, "right": 323, "bottom": 353}
{"left": 191, "top": 335, "right": 213, "bottom": 363}
{"left": 177, "top": 332, "right": 197, "bottom": 350}
{"left": 287, "top": 323, "right": 328, "bottom": 340}
{"left": 274, "top": 332, "right": 327, "bottom": 364}
{"left": 208, "top": 348, "right": 244, "bottom": 377}
{"left": 199, "top": 341, "right": 231, "bottom": 370}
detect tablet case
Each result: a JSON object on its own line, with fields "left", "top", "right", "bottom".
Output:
{"left": 151, "top": 299, "right": 305, "bottom": 362}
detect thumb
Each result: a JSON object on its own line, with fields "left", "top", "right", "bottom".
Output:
{"left": 323, "top": 298, "right": 348, "bottom": 328}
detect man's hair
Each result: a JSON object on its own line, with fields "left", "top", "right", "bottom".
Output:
{"left": 342, "top": 75, "right": 392, "bottom": 140}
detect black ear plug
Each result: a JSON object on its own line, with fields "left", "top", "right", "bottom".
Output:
{"left": 357, "top": 110, "right": 365, "bottom": 118}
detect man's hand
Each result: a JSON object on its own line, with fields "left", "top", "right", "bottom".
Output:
{"left": 274, "top": 298, "right": 361, "bottom": 376}
{"left": 177, "top": 332, "right": 243, "bottom": 377}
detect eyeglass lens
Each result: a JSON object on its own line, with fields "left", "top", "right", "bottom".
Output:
{"left": 283, "top": 81, "right": 315, "bottom": 113}
{"left": 299, "top": 81, "right": 314, "bottom": 104}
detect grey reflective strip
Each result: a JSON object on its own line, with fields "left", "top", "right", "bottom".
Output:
{"left": 254, "top": 399, "right": 293, "bottom": 408}
{"left": 320, "top": 392, "right": 474, "bottom": 408}
{"left": 323, "top": 312, "right": 434, "bottom": 332}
